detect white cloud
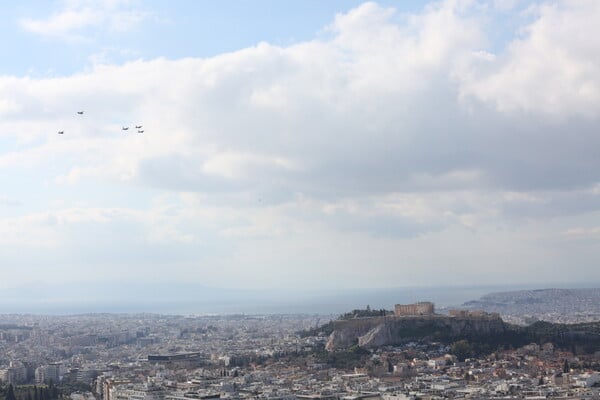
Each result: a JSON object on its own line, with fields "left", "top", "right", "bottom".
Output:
{"left": 563, "top": 226, "right": 600, "bottom": 238}
{"left": 201, "top": 152, "right": 302, "bottom": 180}
{"left": 2, "top": 1, "right": 600, "bottom": 289}
{"left": 462, "top": 0, "right": 600, "bottom": 118}
{"left": 0, "top": 195, "right": 21, "bottom": 207}
{"left": 19, "top": 0, "right": 150, "bottom": 40}
{"left": 5, "top": 1, "right": 600, "bottom": 201}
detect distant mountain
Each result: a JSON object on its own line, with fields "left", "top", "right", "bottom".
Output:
{"left": 461, "top": 288, "right": 600, "bottom": 324}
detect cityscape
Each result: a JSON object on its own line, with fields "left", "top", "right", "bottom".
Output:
{"left": 2, "top": 289, "right": 600, "bottom": 400}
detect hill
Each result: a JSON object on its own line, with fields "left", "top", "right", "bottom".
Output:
{"left": 462, "top": 288, "right": 600, "bottom": 324}
{"left": 322, "top": 313, "right": 600, "bottom": 355}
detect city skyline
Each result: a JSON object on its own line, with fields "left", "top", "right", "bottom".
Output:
{"left": 1, "top": 0, "right": 600, "bottom": 302}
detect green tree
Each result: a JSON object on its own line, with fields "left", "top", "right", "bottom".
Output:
{"left": 6, "top": 384, "right": 16, "bottom": 400}
{"left": 48, "top": 380, "right": 58, "bottom": 400}
{"left": 451, "top": 340, "right": 473, "bottom": 362}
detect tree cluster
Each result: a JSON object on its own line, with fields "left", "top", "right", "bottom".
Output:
{"left": 1, "top": 383, "right": 60, "bottom": 400}
{"left": 339, "top": 306, "right": 391, "bottom": 320}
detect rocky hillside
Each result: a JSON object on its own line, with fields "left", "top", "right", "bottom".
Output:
{"left": 324, "top": 314, "right": 600, "bottom": 354}
{"left": 325, "top": 314, "right": 508, "bottom": 351}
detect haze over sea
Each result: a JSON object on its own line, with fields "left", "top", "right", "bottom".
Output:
{"left": 1, "top": 282, "right": 598, "bottom": 315}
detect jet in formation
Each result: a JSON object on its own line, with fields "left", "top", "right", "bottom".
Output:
{"left": 58, "top": 111, "right": 145, "bottom": 134}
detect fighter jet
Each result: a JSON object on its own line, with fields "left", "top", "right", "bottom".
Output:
{"left": 122, "top": 127, "right": 129, "bottom": 131}
{"left": 135, "top": 125, "right": 143, "bottom": 129}
{"left": 58, "top": 131, "right": 64, "bottom": 134}
{"left": 77, "top": 111, "right": 84, "bottom": 115}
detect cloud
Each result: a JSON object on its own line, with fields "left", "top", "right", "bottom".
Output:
{"left": 2, "top": 1, "right": 600, "bottom": 289}
{"left": 461, "top": 0, "right": 600, "bottom": 118}
{"left": 0, "top": 195, "right": 21, "bottom": 207}
{"left": 19, "top": 0, "right": 150, "bottom": 40}
{"left": 201, "top": 152, "right": 302, "bottom": 180}
{"left": 563, "top": 226, "right": 600, "bottom": 239}
{"left": 5, "top": 1, "right": 600, "bottom": 204}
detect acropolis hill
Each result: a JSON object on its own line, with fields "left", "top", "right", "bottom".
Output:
{"left": 325, "top": 302, "right": 507, "bottom": 351}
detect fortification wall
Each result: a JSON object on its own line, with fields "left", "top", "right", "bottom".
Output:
{"left": 394, "top": 302, "right": 435, "bottom": 316}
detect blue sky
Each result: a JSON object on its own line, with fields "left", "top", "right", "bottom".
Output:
{"left": 1, "top": 0, "right": 600, "bottom": 305}
{"left": 2, "top": 1, "right": 424, "bottom": 76}
{"left": 2, "top": 1, "right": 530, "bottom": 76}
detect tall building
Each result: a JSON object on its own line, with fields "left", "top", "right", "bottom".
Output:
{"left": 35, "top": 363, "right": 61, "bottom": 384}
{"left": 1, "top": 362, "right": 28, "bottom": 385}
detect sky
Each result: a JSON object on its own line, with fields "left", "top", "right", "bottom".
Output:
{"left": 1, "top": 0, "right": 600, "bottom": 306}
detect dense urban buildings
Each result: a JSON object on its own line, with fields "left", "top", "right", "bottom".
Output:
{"left": 2, "top": 296, "right": 600, "bottom": 400}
